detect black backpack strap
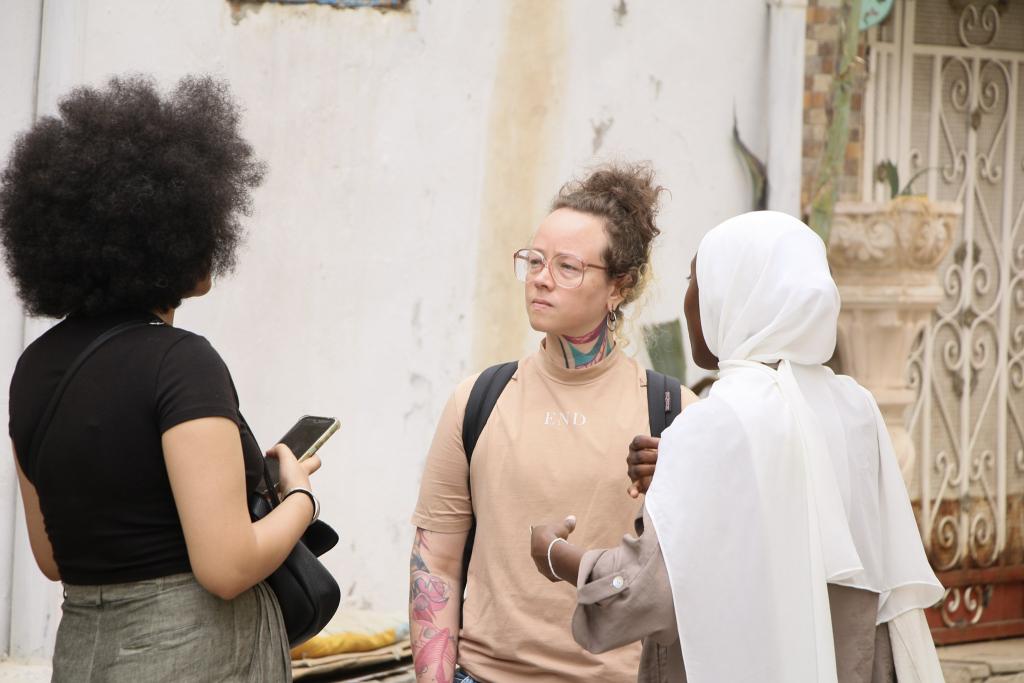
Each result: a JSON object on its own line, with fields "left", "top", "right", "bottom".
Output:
{"left": 28, "top": 320, "right": 158, "bottom": 483}
{"left": 461, "top": 361, "right": 519, "bottom": 462}
{"left": 458, "top": 360, "right": 518, "bottom": 628}
{"left": 645, "top": 369, "right": 683, "bottom": 438}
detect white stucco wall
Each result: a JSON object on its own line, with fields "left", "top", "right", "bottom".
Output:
{"left": 0, "top": 0, "right": 773, "bottom": 662}
{"left": 0, "top": 0, "right": 54, "bottom": 666}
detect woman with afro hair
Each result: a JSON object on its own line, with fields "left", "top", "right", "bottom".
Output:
{"left": 2, "top": 75, "right": 318, "bottom": 681}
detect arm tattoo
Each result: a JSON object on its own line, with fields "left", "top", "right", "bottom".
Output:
{"left": 410, "top": 529, "right": 457, "bottom": 683}
{"left": 559, "top": 316, "right": 615, "bottom": 369}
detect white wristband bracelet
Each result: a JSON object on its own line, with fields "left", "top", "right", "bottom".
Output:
{"left": 282, "top": 486, "right": 320, "bottom": 524}
{"left": 547, "top": 537, "right": 568, "bottom": 581}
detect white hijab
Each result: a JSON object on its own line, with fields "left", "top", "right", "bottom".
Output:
{"left": 645, "top": 212, "right": 943, "bottom": 682}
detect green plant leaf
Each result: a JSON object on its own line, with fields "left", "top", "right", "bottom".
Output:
{"left": 899, "top": 166, "right": 933, "bottom": 196}
{"left": 733, "top": 111, "right": 768, "bottom": 211}
{"left": 876, "top": 160, "right": 899, "bottom": 199}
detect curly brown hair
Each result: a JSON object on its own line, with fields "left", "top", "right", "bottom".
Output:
{"left": 551, "top": 162, "right": 664, "bottom": 316}
{"left": 0, "top": 74, "right": 264, "bottom": 317}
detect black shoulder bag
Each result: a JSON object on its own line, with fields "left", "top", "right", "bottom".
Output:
{"left": 456, "top": 362, "right": 683, "bottom": 625}
{"left": 248, "top": 450, "right": 341, "bottom": 647}
{"left": 28, "top": 320, "right": 340, "bottom": 647}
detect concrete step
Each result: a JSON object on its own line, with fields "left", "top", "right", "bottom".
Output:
{"left": 939, "top": 638, "right": 1024, "bottom": 683}
{"left": 0, "top": 661, "right": 51, "bottom": 682}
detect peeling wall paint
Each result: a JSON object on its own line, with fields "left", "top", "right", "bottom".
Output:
{"left": 233, "top": 0, "right": 406, "bottom": 9}
{"left": 613, "top": 0, "right": 628, "bottom": 27}
{"left": 591, "top": 117, "right": 614, "bottom": 154}
{"left": 229, "top": 0, "right": 407, "bottom": 26}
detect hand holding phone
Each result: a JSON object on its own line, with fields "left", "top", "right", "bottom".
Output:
{"left": 278, "top": 416, "right": 340, "bottom": 462}
{"left": 266, "top": 443, "right": 318, "bottom": 495}
{"left": 265, "top": 415, "right": 340, "bottom": 489}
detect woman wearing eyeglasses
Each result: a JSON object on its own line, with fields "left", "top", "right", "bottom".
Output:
{"left": 409, "top": 164, "right": 696, "bottom": 683}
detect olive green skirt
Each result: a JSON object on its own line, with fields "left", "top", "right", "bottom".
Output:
{"left": 52, "top": 573, "right": 290, "bottom": 682}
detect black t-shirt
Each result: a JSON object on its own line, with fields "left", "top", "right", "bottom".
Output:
{"left": 8, "top": 310, "right": 265, "bottom": 585}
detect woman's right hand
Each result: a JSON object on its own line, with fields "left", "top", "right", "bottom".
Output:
{"left": 266, "top": 443, "right": 321, "bottom": 494}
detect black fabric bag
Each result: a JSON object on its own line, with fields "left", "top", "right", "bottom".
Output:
{"left": 456, "top": 361, "right": 683, "bottom": 625}
{"left": 28, "top": 319, "right": 340, "bottom": 647}
{"left": 248, "top": 457, "right": 341, "bottom": 647}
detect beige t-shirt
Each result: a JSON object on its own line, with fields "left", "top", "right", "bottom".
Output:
{"left": 412, "top": 342, "right": 693, "bottom": 683}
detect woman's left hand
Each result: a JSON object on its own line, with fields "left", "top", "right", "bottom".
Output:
{"left": 530, "top": 515, "right": 577, "bottom": 582}
{"left": 626, "top": 435, "right": 660, "bottom": 498}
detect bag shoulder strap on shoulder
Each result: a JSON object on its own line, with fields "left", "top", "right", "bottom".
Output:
{"left": 457, "top": 360, "right": 517, "bottom": 628}
{"left": 28, "top": 320, "right": 157, "bottom": 482}
{"left": 645, "top": 369, "right": 683, "bottom": 437}
{"left": 461, "top": 361, "right": 519, "bottom": 463}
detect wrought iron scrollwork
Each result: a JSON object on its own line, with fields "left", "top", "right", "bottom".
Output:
{"left": 902, "top": 0, "right": 1022, "bottom": 576}
{"left": 956, "top": 2, "right": 1002, "bottom": 48}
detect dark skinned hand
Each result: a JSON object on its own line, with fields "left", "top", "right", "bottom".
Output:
{"left": 529, "top": 516, "right": 576, "bottom": 582}
{"left": 626, "top": 434, "right": 660, "bottom": 498}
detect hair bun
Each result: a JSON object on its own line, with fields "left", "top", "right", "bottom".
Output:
{"left": 551, "top": 162, "right": 665, "bottom": 311}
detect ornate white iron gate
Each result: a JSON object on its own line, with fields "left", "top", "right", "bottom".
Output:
{"left": 864, "top": 0, "right": 1024, "bottom": 643}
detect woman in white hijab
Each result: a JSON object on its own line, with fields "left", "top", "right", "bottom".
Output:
{"left": 529, "top": 211, "right": 945, "bottom": 682}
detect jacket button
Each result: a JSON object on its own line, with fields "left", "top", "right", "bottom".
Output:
{"left": 612, "top": 576, "right": 625, "bottom": 590}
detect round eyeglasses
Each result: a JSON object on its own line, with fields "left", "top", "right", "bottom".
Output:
{"left": 513, "top": 248, "right": 608, "bottom": 289}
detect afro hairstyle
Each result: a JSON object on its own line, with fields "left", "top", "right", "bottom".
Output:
{"left": 0, "top": 74, "right": 265, "bottom": 317}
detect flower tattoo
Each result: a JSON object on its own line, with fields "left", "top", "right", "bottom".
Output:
{"left": 411, "top": 574, "right": 450, "bottom": 623}
{"left": 410, "top": 529, "right": 457, "bottom": 683}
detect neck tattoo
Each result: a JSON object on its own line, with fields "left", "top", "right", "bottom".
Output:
{"left": 559, "top": 317, "right": 615, "bottom": 369}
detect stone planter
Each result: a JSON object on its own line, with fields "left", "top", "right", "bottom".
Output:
{"left": 827, "top": 197, "right": 962, "bottom": 494}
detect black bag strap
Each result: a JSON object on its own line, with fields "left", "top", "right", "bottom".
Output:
{"left": 457, "top": 360, "right": 517, "bottom": 627}
{"left": 260, "top": 459, "right": 278, "bottom": 507}
{"left": 28, "top": 320, "right": 157, "bottom": 483}
{"left": 461, "top": 361, "right": 519, "bottom": 463}
{"left": 645, "top": 369, "right": 683, "bottom": 437}
{"left": 242, "top": 415, "right": 279, "bottom": 508}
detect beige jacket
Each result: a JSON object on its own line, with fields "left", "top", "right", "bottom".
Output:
{"left": 573, "top": 508, "right": 898, "bottom": 683}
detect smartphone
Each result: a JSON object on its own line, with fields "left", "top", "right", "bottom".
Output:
{"left": 265, "top": 415, "right": 340, "bottom": 489}
{"left": 279, "top": 415, "right": 340, "bottom": 462}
